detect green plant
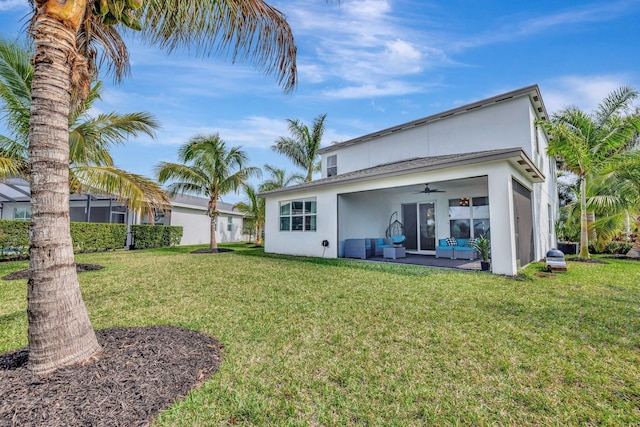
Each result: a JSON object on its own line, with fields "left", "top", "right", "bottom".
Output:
{"left": 130, "top": 225, "right": 183, "bottom": 249}
{"left": 474, "top": 235, "right": 491, "bottom": 261}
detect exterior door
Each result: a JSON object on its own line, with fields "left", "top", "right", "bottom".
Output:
{"left": 419, "top": 202, "right": 436, "bottom": 251}
{"left": 512, "top": 179, "right": 534, "bottom": 268}
{"left": 402, "top": 202, "right": 436, "bottom": 252}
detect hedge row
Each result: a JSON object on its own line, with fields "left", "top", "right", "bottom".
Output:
{"left": 0, "top": 220, "right": 183, "bottom": 258}
{"left": 130, "top": 224, "right": 183, "bottom": 249}
{"left": 589, "top": 241, "right": 633, "bottom": 255}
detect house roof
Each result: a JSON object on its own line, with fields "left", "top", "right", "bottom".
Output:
{"left": 259, "top": 148, "right": 544, "bottom": 197}
{"left": 0, "top": 178, "right": 242, "bottom": 215}
{"left": 318, "top": 84, "right": 547, "bottom": 155}
{"left": 169, "top": 193, "right": 240, "bottom": 215}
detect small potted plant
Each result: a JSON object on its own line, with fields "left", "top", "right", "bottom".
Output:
{"left": 474, "top": 235, "right": 491, "bottom": 271}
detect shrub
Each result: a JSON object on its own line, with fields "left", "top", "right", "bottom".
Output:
{"left": 588, "top": 241, "right": 633, "bottom": 255}
{"left": 0, "top": 220, "right": 29, "bottom": 258}
{"left": 71, "top": 222, "right": 127, "bottom": 253}
{"left": 0, "top": 220, "right": 129, "bottom": 258}
{"left": 130, "top": 225, "right": 183, "bottom": 249}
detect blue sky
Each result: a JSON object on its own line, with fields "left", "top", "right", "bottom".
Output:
{"left": 1, "top": 0, "right": 639, "bottom": 203}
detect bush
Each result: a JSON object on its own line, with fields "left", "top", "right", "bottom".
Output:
{"left": 0, "top": 220, "right": 128, "bottom": 258}
{"left": 130, "top": 225, "right": 183, "bottom": 249}
{"left": 0, "top": 220, "right": 30, "bottom": 258}
{"left": 588, "top": 241, "right": 633, "bottom": 255}
{"left": 71, "top": 222, "right": 127, "bottom": 253}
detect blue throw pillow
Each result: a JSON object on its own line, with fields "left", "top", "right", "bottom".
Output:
{"left": 445, "top": 237, "right": 457, "bottom": 246}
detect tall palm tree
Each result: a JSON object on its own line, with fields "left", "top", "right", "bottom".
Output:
{"left": 272, "top": 113, "right": 327, "bottom": 181}
{"left": 260, "top": 163, "right": 304, "bottom": 191}
{"left": 24, "top": 0, "right": 297, "bottom": 373}
{"left": 0, "top": 38, "right": 169, "bottom": 213}
{"left": 540, "top": 86, "right": 640, "bottom": 258}
{"left": 156, "top": 134, "right": 260, "bottom": 249}
{"left": 234, "top": 183, "right": 265, "bottom": 246}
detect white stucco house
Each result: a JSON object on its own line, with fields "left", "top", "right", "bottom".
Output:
{"left": 0, "top": 180, "right": 248, "bottom": 246}
{"left": 157, "top": 194, "right": 248, "bottom": 245}
{"left": 260, "top": 85, "right": 558, "bottom": 276}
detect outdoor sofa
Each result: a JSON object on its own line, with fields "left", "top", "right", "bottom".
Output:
{"left": 435, "top": 238, "right": 479, "bottom": 260}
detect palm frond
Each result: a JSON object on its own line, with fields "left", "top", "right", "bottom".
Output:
{"left": 71, "top": 165, "right": 170, "bottom": 213}
{"left": 139, "top": 0, "right": 297, "bottom": 92}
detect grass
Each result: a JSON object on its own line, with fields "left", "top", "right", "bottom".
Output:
{"left": 1, "top": 244, "right": 639, "bottom": 425}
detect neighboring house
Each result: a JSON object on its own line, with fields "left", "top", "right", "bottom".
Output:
{"left": 155, "top": 194, "right": 247, "bottom": 245}
{"left": 260, "top": 85, "right": 558, "bottom": 276}
{"left": 0, "top": 179, "right": 248, "bottom": 246}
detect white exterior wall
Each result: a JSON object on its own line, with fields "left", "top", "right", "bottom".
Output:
{"left": 322, "top": 97, "right": 535, "bottom": 177}
{"left": 265, "top": 157, "right": 553, "bottom": 275}
{"left": 169, "top": 206, "right": 245, "bottom": 245}
{"left": 264, "top": 188, "right": 338, "bottom": 258}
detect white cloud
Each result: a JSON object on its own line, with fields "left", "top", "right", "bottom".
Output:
{"left": 322, "top": 81, "right": 424, "bottom": 99}
{"left": 541, "top": 74, "right": 638, "bottom": 113}
{"left": 0, "top": 0, "right": 28, "bottom": 11}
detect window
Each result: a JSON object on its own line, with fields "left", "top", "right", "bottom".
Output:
{"left": 227, "top": 216, "right": 232, "bottom": 232}
{"left": 280, "top": 199, "right": 317, "bottom": 231}
{"left": 448, "top": 197, "right": 489, "bottom": 239}
{"left": 14, "top": 207, "right": 31, "bottom": 220}
{"left": 326, "top": 155, "right": 337, "bottom": 177}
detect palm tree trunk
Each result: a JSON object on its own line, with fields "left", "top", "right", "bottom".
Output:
{"left": 210, "top": 215, "right": 218, "bottom": 249}
{"left": 579, "top": 176, "right": 590, "bottom": 258}
{"left": 255, "top": 220, "right": 263, "bottom": 246}
{"left": 28, "top": 12, "right": 101, "bottom": 374}
{"left": 627, "top": 215, "right": 640, "bottom": 258}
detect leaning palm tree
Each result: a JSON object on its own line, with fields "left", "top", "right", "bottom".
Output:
{"left": 0, "top": 38, "right": 169, "bottom": 213}
{"left": 234, "top": 183, "right": 265, "bottom": 246}
{"left": 24, "top": 0, "right": 297, "bottom": 373}
{"left": 540, "top": 86, "right": 640, "bottom": 258}
{"left": 272, "top": 113, "right": 327, "bottom": 181}
{"left": 156, "top": 134, "right": 260, "bottom": 249}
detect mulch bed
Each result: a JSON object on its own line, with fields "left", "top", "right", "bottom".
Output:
{"left": 190, "top": 248, "right": 234, "bottom": 254}
{"left": 3, "top": 264, "right": 104, "bottom": 281}
{"left": 0, "top": 325, "right": 223, "bottom": 426}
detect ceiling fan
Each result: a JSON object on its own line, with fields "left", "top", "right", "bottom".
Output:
{"left": 413, "top": 183, "right": 445, "bottom": 194}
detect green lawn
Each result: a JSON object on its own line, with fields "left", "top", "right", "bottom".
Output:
{"left": 1, "top": 244, "right": 639, "bottom": 425}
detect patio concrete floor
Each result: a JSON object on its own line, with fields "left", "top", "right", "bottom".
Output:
{"left": 365, "top": 253, "right": 482, "bottom": 271}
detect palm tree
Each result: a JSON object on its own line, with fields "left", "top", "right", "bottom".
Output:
{"left": 272, "top": 113, "right": 327, "bottom": 181}
{"left": 540, "top": 86, "right": 640, "bottom": 258}
{"left": 24, "top": 0, "right": 297, "bottom": 373}
{"left": 260, "top": 163, "right": 304, "bottom": 191}
{"left": 156, "top": 134, "right": 260, "bottom": 249}
{"left": 0, "top": 38, "right": 169, "bottom": 213}
{"left": 234, "top": 184, "right": 265, "bottom": 246}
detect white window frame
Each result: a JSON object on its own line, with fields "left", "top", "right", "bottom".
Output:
{"left": 326, "top": 155, "right": 337, "bottom": 177}
{"left": 279, "top": 199, "right": 317, "bottom": 232}
{"left": 14, "top": 206, "right": 31, "bottom": 220}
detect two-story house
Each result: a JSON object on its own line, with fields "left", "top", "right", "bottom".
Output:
{"left": 260, "top": 85, "right": 558, "bottom": 275}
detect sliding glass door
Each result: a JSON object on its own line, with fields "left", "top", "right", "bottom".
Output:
{"left": 402, "top": 202, "right": 436, "bottom": 252}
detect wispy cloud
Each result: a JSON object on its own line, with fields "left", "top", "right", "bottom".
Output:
{"left": 541, "top": 74, "right": 639, "bottom": 113}
{"left": 0, "top": 0, "right": 28, "bottom": 11}
{"left": 278, "top": 0, "right": 445, "bottom": 99}
{"left": 451, "top": 0, "right": 640, "bottom": 50}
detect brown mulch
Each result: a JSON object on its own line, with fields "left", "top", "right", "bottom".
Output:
{"left": 190, "top": 248, "right": 234, "bottom": 254}
{"left": 2, "top": 264, "right": 104, "bottom": 281}
{"left": 0, "top": 325, "right": 223, "bottom": 426}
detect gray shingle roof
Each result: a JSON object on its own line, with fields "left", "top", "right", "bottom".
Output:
{"left": 260, "top": 148, "right": 543, "bottom": 197}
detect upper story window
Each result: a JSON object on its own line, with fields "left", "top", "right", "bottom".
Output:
{"left": 14, "top": 207, "right": 31, "bottom": 220}
{"left": 326, "top": 155, "right": 337, "bottom": 177}
{"left": 280, "top": 199, "right": 317, "bottom": 231}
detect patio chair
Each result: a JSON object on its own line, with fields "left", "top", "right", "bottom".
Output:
{"left": 344, "top": 238, "right": 372, "bottom": 259}
{"left": 372, "top": 237, "right": 393, "bottom": 256}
